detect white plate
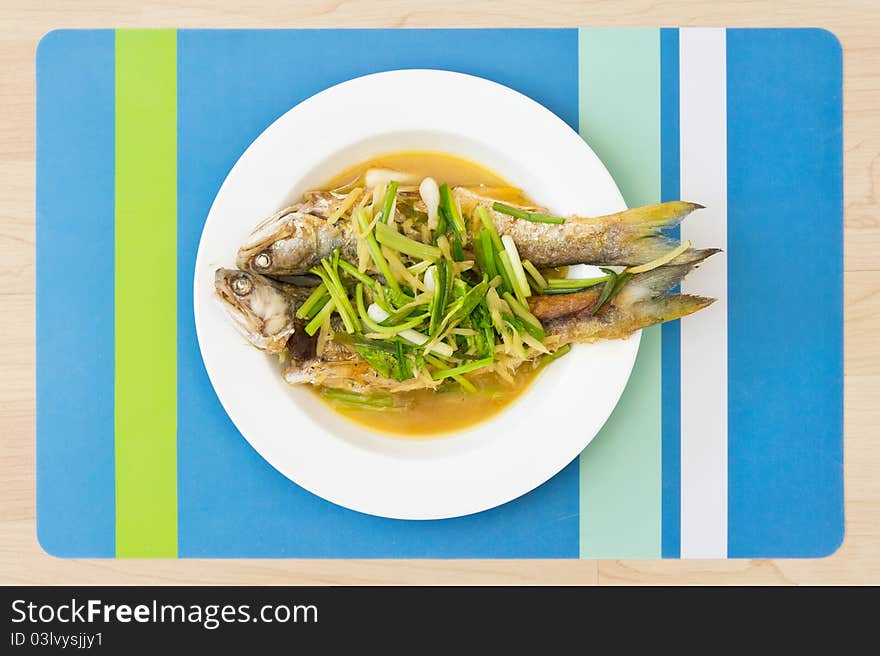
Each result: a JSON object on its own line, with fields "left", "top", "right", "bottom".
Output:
{"left": 194, "top": 69, "right": 638, "bottom": 520}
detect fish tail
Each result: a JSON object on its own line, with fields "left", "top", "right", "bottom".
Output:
{"left": 619, "top": 248, "right": 718, "bottom": 302}
{"left": 615, "top": 201, "right": 704, "bottom": 228}
{"left": 603, "top": 201, "right": 707, "bottom": 265}
{"left": 631, "top": 294, "right": 716, "bottom": 326}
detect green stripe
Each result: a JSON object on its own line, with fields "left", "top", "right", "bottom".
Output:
{"left": 578, "top": 28, "right": 663, "bottom": 558}
{"left": 115, "top": 29, "right": 178, "bottom": 557}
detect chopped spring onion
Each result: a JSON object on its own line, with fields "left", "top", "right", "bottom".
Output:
{"left": 492, "top": 201, "right": 565, "bottom": 224}
{"left": 522, "top": 260, "right": 547, "bottom": 290}
{"left": 377, "top": 180, "right": 398, "bottom": 224}
{"left": 295, "top": 282, "right": 329, "bottom": 320}
{"left": 364, "top": 168, "right": 417, "bottom": 189}
{"left": 537, "top": 343, "right": 572, "bottom": 368}
{"left": 424, "top": 264, "right": 437, "bottom": 292}
{"left": 439, "top": 183, "right": 466, "bottom": 240}
{"left": 355, "top": 287, "right": 426, "bottom": 334}
{"left": 419, "top": 177, "right": 440, "bottom": 229}
{"left": 626, "top": 239, "right": 692, "bottom": 274}
{"left": 429, "top": 259, "right": 452, "bottom": 335}
{"left": 375, "top": 221, "right": 442, "bottom": 262}
{"left": 431, "top": 357, "right": 495, "bottom": 381}
{"left": 313, "top": 257, "right": 360, "bottom": 333}
{"left": 398, "top": 326, "right": 454, "bottom": 357}
{"left": 322, "top": 388, "right": 398, "bottom": 409}
{"left": 451, "top": 237, "right": 464, "bottom": 262}
{"left": 540, "top": 275, "right": 610, "bottom": 294}
{"left": 355, "top": 208, "right": 400, "bottom": 294}
{"left": 502, "top": 291, "right": 545, "bottom": 341}
{"left": 305, "top": 297, "right": 335, "bottom": 336}
{"left": 338, "top": 258, "right": 379, "bottom": 291}
{"left": 451, "top": 374, "right": 477, "bottom": 393}
{"left": 496, "top": 250, "right": 520, "bottom": 299}
{"left": 476, "top": 206, "right": 504, "bottom": 252}
{"left": 407, "top": 259, "right": 433, "bottom": 276}
{"left": 591, "top": 268, "right": 619, "bottom": 314}
{"left": 501, "top": 235, "right": 531, "bottom": 299}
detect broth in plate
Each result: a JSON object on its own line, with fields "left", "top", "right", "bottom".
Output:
{"left": 313, "top": 150, "right": 543, "bottom": 437}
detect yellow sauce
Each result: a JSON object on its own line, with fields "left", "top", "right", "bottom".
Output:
{"left": 314, "top": 150, "right": 541, "bottom": 438}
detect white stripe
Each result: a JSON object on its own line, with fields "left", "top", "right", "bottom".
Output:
{"left": 679, "top": 28, "right": 729, "bottom": 558}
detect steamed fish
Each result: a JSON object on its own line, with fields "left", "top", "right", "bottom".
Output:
{"left": 236, "top": 183, "right": 706, "bottom": 276}
{"left": 217, "top": 168, "right": 720, "bottom": 404}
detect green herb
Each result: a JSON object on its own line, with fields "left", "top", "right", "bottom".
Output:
{"left": 540, "top": 275, "right": 611, "bottom": 294}
{"left": 537, "top": 343, "right": 572, "bottom": 368}
{"left": 431, "top": 357, "right": 495, "bottom": 380}
{"left": 304, "top": 297, "right": 335, "bottom": 336}
{"left": 378, "top": 180, "right": 398, "bottom": 224}
{"left": 439, "top": 183, "right": 466, "bottom": 238}
{"left": 356, "top": 208, "right": 400, "bottom": 294}
{"left": 492, "top": 201, "right": 565, "bottom": 224}
{"left": 295, "top": 283, "right": 329, "bottom": 320}
{"left": 451, "top": 237, "right": 465, "bottom": 262}
{"left": 502, "top": 291, "right": 545, "bottom": 341}
{"left": 375, "top": 221, "right": 442, "bottom": 262}
{"left": 476, "top": 206, "right": 503, "bottom": 252}
{"left": 322, "top": 388, "right": 398, "bottom": 409}
{"left": 338, "top": 258, "right": 379, "bottom": 292}
{"left": 522, "top": 260, "right": 547, "bottom": 291}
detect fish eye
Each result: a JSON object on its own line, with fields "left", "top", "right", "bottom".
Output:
{"left": 231, "top": 274, "right": 253, "bottom": 296}
{"left": 254, "top": 252, "right": 271, "bottom": 269}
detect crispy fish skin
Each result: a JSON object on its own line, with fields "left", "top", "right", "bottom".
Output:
{"left": 454, "top": 187, "right": 708, "bottom": 267}
{"left": 214, "top": 268, "right": 312, "bottom": 353}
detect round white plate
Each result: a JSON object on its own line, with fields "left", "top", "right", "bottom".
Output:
{"left": 194, "top": 69, "right": 637, "bottom": 520}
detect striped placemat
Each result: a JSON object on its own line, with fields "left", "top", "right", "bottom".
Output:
{"left": 36, "top": 28, "right": 843, "bottom": 558}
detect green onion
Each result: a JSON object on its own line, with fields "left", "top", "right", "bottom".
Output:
{"left": 451, "top": 237, "right": 464, "bottom": 262}
{"left": 476, "top": 206, "right": 503, "bottom": 252}
{"left": 431, "top": 357, "right": 494, "bottom": 380}
{"left": 451, "top": 374, "right": 477, "bottom": 393}
{"left": 496, "top": 250, "right": 522, "bottom": 301}
{"left": 540, "top": 275, "right": 610, "bottom": 294}
{"left": 375, "top": 221, "right": 442, "bottom": 262}
{"left": 338, "top": 258, "right": 379, "bottom": 291}
{"left": 356, "top": 208, "right": 400, "bottom": 294}
{"left": 322, "top": 388, "right": 398, "bottom": 409}
{"left": 537, "top": 343, "right": 572, "bottom": 368}
{"left": 474, "top": 230, "right": 498, "bottom": 279}
{"left": 355, "top": 285, "right": 426, "bottom": 334}
{"left": 377, "top": 180, "right": 398, "bottom": 224}
{"left": 500, "top": 235, "right": 531, "bottom": 299}
{"left": 492, "top": 201, "right": 565, "bottom": 224}
{"left": 439, "top": 183, "right": 466, "bottom": 238}
{"left": 502, "top": 291, "right": 545, "bottom": 341}
{"left": 295, "top": 283, "right": 329, "bottom": 320}
{"left": 313, "top": 257, "right": 360, "bottom": 334}
{"left": 304, "top": 297, "right": 335, "bottom": 336}
{"left": 522, "top": 260, "right": 547, "bottom": 291}
{"left": 591, "top": 268, "right": 618, "bottom": 314}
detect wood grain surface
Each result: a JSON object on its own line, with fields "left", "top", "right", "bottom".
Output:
{"left": 2, "top": 0, "right": 877, "bottom": 585}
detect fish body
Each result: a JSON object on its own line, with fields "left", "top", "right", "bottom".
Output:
{"left": 237, "top": 184, "right": 706, "bottom": 275}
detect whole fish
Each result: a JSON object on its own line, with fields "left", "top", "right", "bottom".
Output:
{"left": 236, "top": 184, "right": 708, "bottom": 276}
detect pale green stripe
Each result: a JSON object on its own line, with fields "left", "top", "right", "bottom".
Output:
{"left": 578, "top": 28, "right": 662, "bottom": 558}
{"left": 115, "top": 29, "right": 177, "bottom": 557}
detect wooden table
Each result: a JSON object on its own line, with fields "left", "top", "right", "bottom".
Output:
{"left": 2, "top": 0, "right": 877, "bottom": 585}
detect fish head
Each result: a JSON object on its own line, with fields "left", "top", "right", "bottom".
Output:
{"left": 213, "top": 268, "right": 297, "bottom": 353}
{"left": 236, "top": 205, "right": 339, "bottom": 276}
